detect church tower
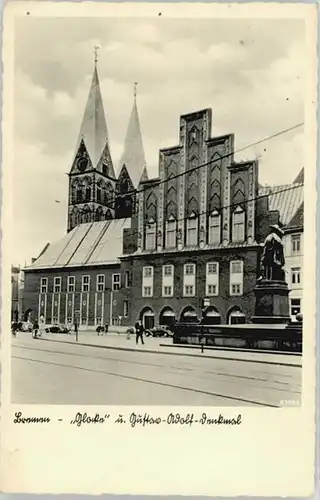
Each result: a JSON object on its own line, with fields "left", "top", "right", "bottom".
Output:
{"left": 115, "top": 83, "right": 148, "bottom": 219}
{"left": 67, "top": 50, "right": 116, "bottom": 232}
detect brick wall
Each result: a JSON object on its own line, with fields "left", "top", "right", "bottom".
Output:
{"left": 122, "top": 246, "right": 260, "bottom": 326}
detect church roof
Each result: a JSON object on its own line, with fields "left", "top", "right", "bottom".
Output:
{"left": 118, "top": 95, "right": 147, "bottom": 187}
{"left": 258, "top": 182, "right": 304, "bottom": 226}
{"left": 285, "top": 202, "right": 304, "bottom": 230}
{"left": 74, "top": 66, "right": 114, "bottom": 173}
{"left": 26, "top": 219, "right": 131, "bottom": 271}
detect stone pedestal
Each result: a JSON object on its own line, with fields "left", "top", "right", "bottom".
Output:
{"left": 251, "top": 279, "right": 290, "bottom": 324}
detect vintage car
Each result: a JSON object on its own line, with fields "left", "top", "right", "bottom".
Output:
{"left": 45, "top": 324, "right": 71, "bottom": 334}
{"left": 145, "top": 325, "right": 174, "bottom": 338}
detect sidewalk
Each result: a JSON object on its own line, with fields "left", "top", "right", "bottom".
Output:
{"left": 35, "top": 330, "right": 302, "bottom": 367}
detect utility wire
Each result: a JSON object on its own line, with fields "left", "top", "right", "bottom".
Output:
{"left": 112, "top": 121, "right": 304, "bottom": 200}
{"left": 79, "top": 182, "right": 303, "bottom": 242}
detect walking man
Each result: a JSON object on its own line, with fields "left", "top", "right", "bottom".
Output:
{"left": 135, "top": 319, "right": 145, "bottom": 345}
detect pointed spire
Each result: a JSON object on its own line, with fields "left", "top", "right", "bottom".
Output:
{"left": 75, "top": 53, "right": 109, "bottom": 167}
{"left": 118, "top": 83, "right": 147, "bottom": 187}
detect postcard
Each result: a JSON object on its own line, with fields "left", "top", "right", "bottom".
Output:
{"left": 0, "top": 2, "right": 317, "bottom": 496}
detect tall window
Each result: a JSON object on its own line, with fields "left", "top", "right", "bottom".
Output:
{"left": 206, "top": 261, "right": 219, "bottom": 296}
{"left": 186, "top": 216, "right": 198, "bottom": 246}
{"left": 291, "top": 267, "right": 301, "bottom": 285}
{"left": 230, "top": 260, "right": 244, "bottom": 296}
{"left": 112, "top": 274, "right": 121, "bottom": 291}
{"left": 67, "top": 276, "right": 75, "bottom": 293}
{"left": 82, "top": 275, "right": 90, "bottom": 292}
{"left": 96, "top": 274, "right": 105, "bottom": 292}
{"left": 165, "top": 218, "right": 176, "bottom": 248}
{"left": 208, "top": 212, "right": 221, "bottom": 244}
{"left": 145, "top": 219, "right": 156, "bottom": 250}
{"left": 163, "top": 286, "right": 173, "bottom": 297}
{"left": 54, "top": 277, "right": 61, "bottom": 293}
{"left": 143, "top": 286, "right": 152, "bottom": 297}
{"left": 124, "top": 300, "right": 129, "bottom": 317}
{"left": 232, "top": 206, "right": 245, "bottom": 242}
{"left": 124, "top": 271, "right": 131, "bottom": 288}
{"left": 40, "top": 277, "right": 48, "bottom": 294}
{"left": 291, "top": 234, "right": 301, "bottom": 255}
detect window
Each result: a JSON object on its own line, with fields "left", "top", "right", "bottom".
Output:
{"left": 290, "top": 298, "right": 301, "bottom": 316}
{"left": 145, "top": 220, "right": 156, "bottom": 250}
{"left": 291, "top": 267, "right": 301, "bottom": 285}
{"left": 54, "top": 277, "right": 61, "bottom": 293}
{"left": 124, "top": 300, "right": 129, "bottom": 317}
{"left": 186, "top": 217, "right": 198, "bottom": 246}
{"left": 144, "top": 267, "right": 153, "bottom": 278}
{"left": 230, "top": 260, "right": 243, "bottom": 296}
{"left": 143, "top": 286, "right": 152, "bottom": 297}
{"left": 96, "top": 274, "right": 105, "bottom": 292}
{"left": 82, "top": 276, "right": 90, "bottom": 292}
{"left": 40, "top": 277, "right": 48, "bottom": 294}
{"left": 112, "top": 317, "right": 119, "bottom": 326}
{"left": 163, "top": 265, "right": 173, "bottom": 276}
{"left": 207, "top": 284, "right": 217, "bottom": 296}
{"left": 163, "top": 286, "right": 173, "bottom": 297}
{"left": 81, "top": 317, "right": 87, "bottom": 325}
{"left": 53, "top": 317, "right": 59, "bottom": 325}
{"left": 208, "top": 212, "right": 221, "bottom": 244}
{"left": 291, "top": 234, "right": 301, "bottom": 255}
{"left": 184, "top": 285, "right": 195, "bottom": 297}
{"left": 67, "top": 317, "right": 73, "bottom": 324}
{"left": 165, "top": 219, "right": 176, "bottom": 248}
{"left": 232, "top": 207, "right": 245, "bottom": 242}
{"left": 231, "top": 261, "right": 243, "bottom": 274}
{"left": 124, "top": 271, "right": 131, "bottom": 288}
{"left": 96, "top": 317, "right": 102, "bottom": 325}
{"left": 67, "top": 276, "right": 75, "bottom": 293}
{"left": 112, "top": 274, "right": 121, "bottom": 291}
{"left": 207, "top": 262, "right": 218, "bottom": 274}
{"left": 185, "top": 263, "right": 195, "bottom": 275}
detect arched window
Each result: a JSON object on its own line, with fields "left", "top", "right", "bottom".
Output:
{"left": 145, "top": 218, "right": 156, "bottom": 251}
{"left": 186, "top": 213, "right": 198, "bottom": 246}
{"left": 208, "top": 211, "right": 221, "bottom": 244}
{"left": 71, "top": 181, "right": 77, "bottom": 203}
{"left": 85, "top": 186, "right": 91, "bottom": 202}
{"left": 102, "top": 164, "right": 108, "bottom": 176}
{"left": 165, "top": 216, "right": 176, "bottom": 248}
{"left": 97, "top": 182, "right": 102, "bottom": 203}
{"left": 76, "top": 184, "right": 83, "bottom": 203}
{"left": 232, "top": 206, "right": 245, "bottom": 242}
{"left": 105, "top": 183, "right": 113, "bottom": 206}
{"left": 95, "top": 206, "right": 103, "bottom": 222}
{"left": 82, "top": 205, "right": 91, "bottom": 223}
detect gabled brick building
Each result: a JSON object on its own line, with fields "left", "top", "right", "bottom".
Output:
{"left": 22, "top": 63, "right": 304, "bottom": 329}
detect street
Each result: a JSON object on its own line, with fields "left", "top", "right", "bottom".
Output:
{"left": 12, "top": 335, "right": 301, "bottom": 406}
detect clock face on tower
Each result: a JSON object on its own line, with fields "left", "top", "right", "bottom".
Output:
{"left": 77, "top": 156, "right": 88, "bottom": 172}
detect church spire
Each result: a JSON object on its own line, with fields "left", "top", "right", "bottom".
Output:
{"left": 75, "top": 50, "right": 110, "bottom": 168}
{"left": 118, "top": 83, "right": 147, "bottom": 187}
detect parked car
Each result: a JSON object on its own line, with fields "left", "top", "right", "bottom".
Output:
{"left": 145, "top": 325, "right": 174, "bottom": 338}
{"left": 45, "top": 324, "right": 71, "bottom": 334}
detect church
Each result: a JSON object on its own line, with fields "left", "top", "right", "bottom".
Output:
{"left": 22, "top": 62, "right": 304, "bottom": 330}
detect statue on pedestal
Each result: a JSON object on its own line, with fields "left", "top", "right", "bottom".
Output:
{"left": 258, "top": 224, "right": 285, "bottom": 282}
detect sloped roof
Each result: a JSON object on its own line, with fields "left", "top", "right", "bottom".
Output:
{"left": 74, "top": 66, "right": 114, "bottom": 174}
{"left": 258, "top": 182, "right": 304, "bottom": 226}
{"left": 118, "top": 96, "right": 147, "bottom": 187}
{"left": 293, "top": 168, "right": 304, "bottom": 184}
{"left": 26, "top": 219, "right": 131, "bottom": 271}
{"left": 286, "top": 202, "right": 304, "bottom": 230}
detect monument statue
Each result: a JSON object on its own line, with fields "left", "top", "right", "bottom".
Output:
{"left": 258, "top": 224, "right": 285, "bottom": 281}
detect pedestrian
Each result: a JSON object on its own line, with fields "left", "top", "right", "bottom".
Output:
{"left": 74, "top": 321, "right": 78, "bottom": 335}
{"left": 104, "top": 323, "right": 109, "bottom": 335}
{"left": 33, "top": 319, "right": 39, "bottom": 339}
{"left": 39, "top": 315, "right": 45, "bottom": 336}
{"left": 135, "top": 319, "right": 145, "bottom": 345}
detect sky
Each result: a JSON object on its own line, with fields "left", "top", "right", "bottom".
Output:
{"left": 13, "top": 16, "right": 305, "bottom": 266}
